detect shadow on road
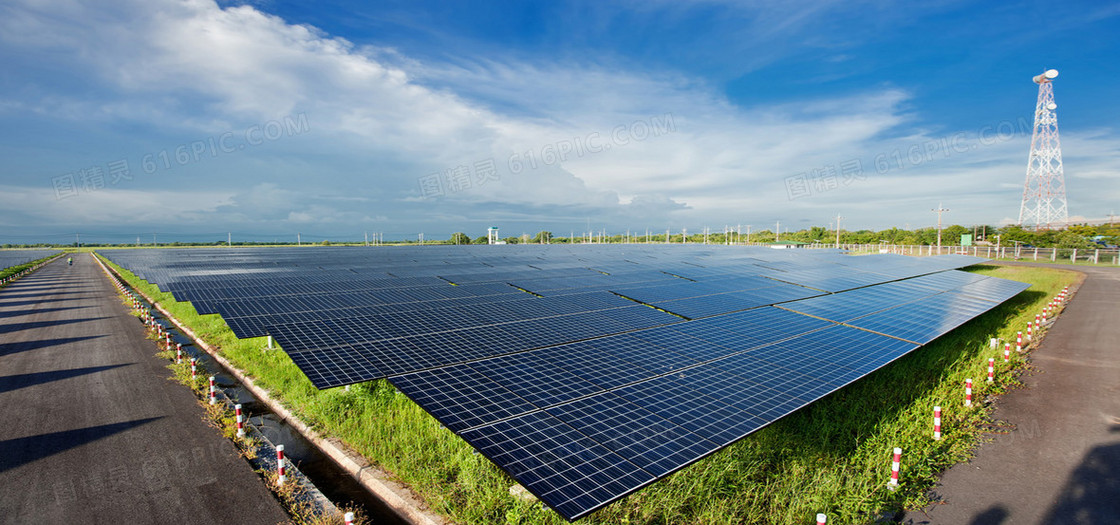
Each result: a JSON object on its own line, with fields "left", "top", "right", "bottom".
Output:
{"left": 0, "top": 363, "right": 133, "bottom": 394}
{"left": 0, "top": 317, "right": 110, "bottom": 335}
{"left": 1040, "top": 442, "right": 1120, "bottom": 524}
{"left": 0, "top": 291, "right": 93, "bottom": 300}
{"left": 0, "top": 297, "right": 94, "bottom": 308}
{"left": 2, "top": 281, "right": 87, "bottom": 289}
{"left": 0, "top": 417, "right": 163, "bottom": 473}
{"left": 0, "top": 305, "right": 91, "bottom": 319}
{"left": 0, "top": 335, "right": 108, "bottom": 357}
{"left": 968, "top": 506, "right": 1009, "bottom": 525}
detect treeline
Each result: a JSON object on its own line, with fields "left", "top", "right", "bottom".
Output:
{"left": 442, "top": 223, "right": 1120, "bottom": 249}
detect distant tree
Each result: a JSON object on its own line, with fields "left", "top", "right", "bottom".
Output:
{"left": 807, "top": 226, "right": 827, "bottom": 242}
{"left": 472, "top": 235, "right": 488, "bottom": 244}
{"left": 320, "top": 240, "right": 331, "bottom": 246}
{"left": 533, "top": 231, "right": 553, "bottom": 244}
{"left": 503, "top": 236, "right": 520, "bottom": 244}
{"left": 449, "top": 232, "right": 471, "bottom": 245}
{"left": 942, "top": 225, "right": 969, "bottom": 245}
{"left": 1055, "top": 230, "right": 1094, "bottom": 249}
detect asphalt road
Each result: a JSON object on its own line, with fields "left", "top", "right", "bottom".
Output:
{"left": 0, "top": 255, "right": 289, "bottom": 524}
{"left": 908, "top": 264, "right": 1120, "bottom": 525}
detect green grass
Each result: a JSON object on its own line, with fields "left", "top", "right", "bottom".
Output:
{"left": 984, "top": 255, "right": 1118, "bottom": 267}
{"left": 96, "top": 254, "right": 1079, "bottom": 524}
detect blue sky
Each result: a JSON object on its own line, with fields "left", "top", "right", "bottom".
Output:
{"left": 1, "top": 0, "right": 1118, "bottom": 243}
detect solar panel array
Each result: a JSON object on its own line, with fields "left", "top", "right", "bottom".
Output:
{"left": 102, "top": 245, "right": 1028, "bottom": 520}
{"left": 0, "top": 250, "right": 60, "bottom": 271}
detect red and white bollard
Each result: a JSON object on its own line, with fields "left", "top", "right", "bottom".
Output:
{"left": 987, "top": 358, "right": 995, "bottom": 383}
{"left": 209, "top": 376, "right": 217, "bottom": 405}
{"left": 345, "top": 512, "right": 355, "bottom": 525}
{"left": 816, "top": 514, "right": 827, "bottom": 525}
{"left": 1042, "top": 309, "right": 1048, "bottom": 324}
{"left": 1027, "top": 322, "right": 1033, "bottom": 341}
{"left": 888, "top": 447, "right": 902, "bottom": 489}
{"left": 235, "top": 404, "right": 245, "bottom": 437}
{"left": 1004, "top": 345, "right": 1011, "bottom": 363}
{"left": 276, "top": 445, "right": 287, "bottom": 485}
{"left": 933, "top": 406, "right": 942, "bottom": 440}
{"left": 175, "top": 344, "right": 182, "bottom": 364}
{"left": 190, "top": 358, "right": 197, "bottom": 379}
{"left": 1016, "top": 331, "right": 1022, "bottom": 347}
{"left": 964, "top": 379, "right": 973, "bottom": 407}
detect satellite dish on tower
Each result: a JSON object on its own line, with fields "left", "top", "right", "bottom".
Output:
{"left": 1033, "top": 69, "right": 1059, "bottom": 84}
{"left": 1047, "top": 102, "right": 1057, "bottom": 110}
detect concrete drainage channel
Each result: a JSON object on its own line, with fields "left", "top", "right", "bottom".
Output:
{"left": 94, "top": 254, "right": 424, "bottom": 525}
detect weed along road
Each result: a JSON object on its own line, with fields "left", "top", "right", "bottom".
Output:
{"left": 911, "top": 264, "right": 1120, "bottom": 525}
{"left": 0, "top": 256, "right": 288, "bottom": 523}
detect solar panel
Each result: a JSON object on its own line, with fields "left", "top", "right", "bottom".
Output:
{"left": 778, "top": 280, "right": 938, "bottom": 322}
{"left": 469, "top": 350, "right": 605, "bottom": 408}
{"left": 844, "top": 290, "right": 1012, "bottom": 344}
{"left": 545, "top": 392, "right": 720, "bottom": 477}
{"left": 390, "top": 364, "right": 537, "bottom": 433}
{"left": 99, "top": 245, "right": 1024, "bottom": 521}
{"left": 458, "top": 411, "right": 655, "bottom": 521}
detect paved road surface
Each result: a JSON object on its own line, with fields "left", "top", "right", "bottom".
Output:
{"left": 909, "top": 264, "right": 1120, "bottom": 525}
{"left": 0, "top": 255, "right": 289, "bottom": 523}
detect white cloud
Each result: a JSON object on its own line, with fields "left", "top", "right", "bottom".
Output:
{"left": 0, "top": 0, "right": 1116, "bottom": 236}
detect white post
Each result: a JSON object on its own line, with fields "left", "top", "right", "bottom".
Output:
{"left": 276, "top": 445, "right": 287, "bottom": 485}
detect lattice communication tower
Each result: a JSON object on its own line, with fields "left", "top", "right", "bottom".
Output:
{"left": 1018, "top": 68, "right": 1069, "bottom": 229}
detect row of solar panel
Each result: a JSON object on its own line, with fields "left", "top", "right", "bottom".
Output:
{"left": 177, "top": 260, "right": 990, "bottom": 343}
{"left": 391, "top": 310, "right": 917, "bottom": 519}
{"left": 282, "top": 272, "right": 1026, "bottom": 392}
{"left": 0, "top": 251, "right": 60, "bottom": 269}
{"left": 384, "top": 274, "right": 1026, "bottom": 520}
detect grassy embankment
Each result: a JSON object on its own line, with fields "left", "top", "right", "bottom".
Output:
{"left": 97, "top": 254, "right": 1079, "bottom": 524}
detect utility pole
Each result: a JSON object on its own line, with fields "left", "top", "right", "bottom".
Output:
{"left": 746, "top": 225, "right": 752, "bottom": 244}
{"left": 76, "top": 233, "right": 80, "bottom": 249}
{"left": 228, "top": 232, "right": 232, "bottom": 247}
{"left": 835, "top": 213, "right": 844, "bottom": 249}
{"left": 775, "top": 221, "right": 780, "bottom": 242}
{"left": 932, "top": 203, "right": 949, "bottom": 254}
{"left": 297, "top": 232, "right": 301, "bottom": 246}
